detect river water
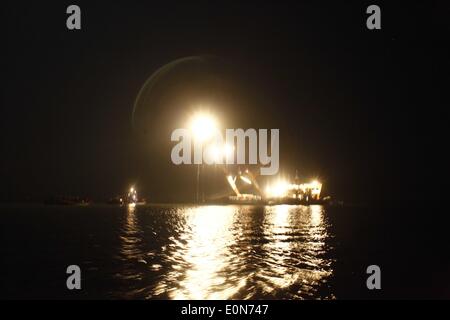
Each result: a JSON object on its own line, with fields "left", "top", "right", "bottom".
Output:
{"left": 0, "top": 204, "right": 446, "bottom": 299}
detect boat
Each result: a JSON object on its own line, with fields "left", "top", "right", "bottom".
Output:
{"left": 107, "top": 186, "right": 146, "bottom": 205}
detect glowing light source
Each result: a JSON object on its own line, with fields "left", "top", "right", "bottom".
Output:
{"left": 223, "top": 143, "right": 234, "bottom": 158}
{"left": 265, "top": 179, "right": 289, "bottom": 198}
{"left": 226, "top": 175, "right": 241, "bottom": 196}
{"left": 265, "top": 178, "right": 322, "bottom": 199}
{"left": 189, "top": 112, "right": 218, "bottom": 142}
{"left": 205, "top": 145, "right": 221, "bottom": 163}
{"left": 128, "top": 186, "right": 138, "bottom": 203}
{"left": 204, "top": 142, "right": 235, "bottom": 164}
{"left": 310, "top": 180, "right": 319, "bottom": 187}
{"left": 240, "top": 175, "right": 252, "bottom": 185}
{"left": 309, "top": 180, "right": 322, "bottom": 200}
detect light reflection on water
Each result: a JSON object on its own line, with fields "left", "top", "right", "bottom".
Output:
{"left": 115, "top": 204, "right": 334, "bottom": 299}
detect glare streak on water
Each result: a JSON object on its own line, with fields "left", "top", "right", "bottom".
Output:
{"left": 114, "top": 204, "right": 334, "bottom": 300}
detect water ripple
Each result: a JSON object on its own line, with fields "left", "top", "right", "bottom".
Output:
{"left": 113, "top": 204, "right": 334, "bottom": 299}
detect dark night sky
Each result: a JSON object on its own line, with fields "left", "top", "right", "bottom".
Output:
{"left": 2, "top": 1, "right": 449, "bottom": 205}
